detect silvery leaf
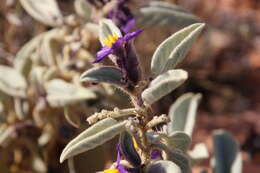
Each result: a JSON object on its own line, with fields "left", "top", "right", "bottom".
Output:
{"left": 146, "top": 160, "right": 181, "bottom": 173}
{"left": 142, "top": 69, "right": 188, "bottom": 105}
{"left": 166, "top": 131, "right": 191, "bottom": 152}
{"left": 74, "top": 0, "right": 92, "bottom": 21}
{"left": 45, "top": 79, "right": 96, "bottom": 107}
{"left": 152, "top": 141, "right": 191, "bottom": 173}
{"left": 137, "top": 1, "right": 201, "bottom": 28}
{"left": 14, "top": 33, "right": 44, "bottom": 78}
{"left": 20, "top": 0, "right": 63, "bottom": 26}
{"left": 151, "top": 23, "right": 205, "bottom": 75}
{"left": 64, "top": 106, "right": 81, "bottom": 128}
{"left": 188, "top": 143, "right": 209, "bottom": 163}
{"left": 167, "top": 93, "right": 202, "bottom": 136}
{"left": 61, "top": 118, "right": 117, "bottom": 157}
{"left": 120, "top": 131, "right": 141, "bottom": 167}
{"left": 60, "top": 119, "right": 126, "bottom": 162}
{"left": 0, "top": 65, "right": 27, "bottom": 98}
{"left": 99, "top": 19, "right": 122, "bottom": 46}
{"left": 213, "top": 130, "right": 242, "bottom": 173}
{"left": 80, "top": 66, "right": 125, "bottom": 86}
{"left": 40, "top": 29, "right": 64, "bottom": 66}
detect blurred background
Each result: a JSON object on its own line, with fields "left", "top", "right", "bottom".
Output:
{"left": 0, "top": 0, "right": 260, "bottom": 172}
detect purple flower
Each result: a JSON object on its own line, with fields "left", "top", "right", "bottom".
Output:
{"left": 94, "top": 29, "right": 142, "bottom": 63}
{"left": 108, "top": 0, "right": 136, "bottom": 33}
{"left": 150, "top": 149, "right": 162, "bottom": 160}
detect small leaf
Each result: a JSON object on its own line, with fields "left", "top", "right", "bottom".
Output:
{"left": 165, "top": 131, "right": 191, "bottom": 152}
{"left": 188, "top": 143, "right": 209, "bottom": 164}
{"left": 0, "top": 65, "right": 27, "bottom": 97}
{"left": 99, "top": 19, "right": 122, "bottom": 46}
{"left": 151, "top": 23, "right": 205, "bottom": 75}
{"left": 40, "top": 29, "right": 64, "bottom": 66}
{"left": 146, "top": 160, "right": 181, "bottom": 173}
{"left": 120, "top": 131, "right": 141, "bottom": 167}
{"left": 20, "top": 0, "right": 63, "bottom": 26}
{"left": 45, "top": 79, "right": 96, "bottom": 107}
{"left": 60, "top": 120, "right": 126, "bottom": 162}
{"left": 142, "top": 69, "right": 188, "bottom": 105}
{"left": 80, "top": 66, "right": 125, "bottom": 85}
{"left": 64, "top": 106, "right": 81, "bottom": 128}
{"left": 74, "top": 0, "right": 92, "bottom": 21}
{"left": 14, "top": 33, "right": 44, "bottom": 78}
{"left": 213, "top": 130, "right": 241, "bottom": 173}
{"left": 167, "top": 93, "right": 202, "bottom": 136}
{"left": 137, "top": 1, "right": 201, "bottom": 28}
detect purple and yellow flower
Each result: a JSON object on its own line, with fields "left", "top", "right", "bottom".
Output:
{"left": 94, "top": 29, "right": 142, "bottom": 63}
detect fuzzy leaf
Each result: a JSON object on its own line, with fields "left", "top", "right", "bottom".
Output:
{"left": 60, "top": 119, "right": 126, "bottom": 162}
{"left": 14, "top": 33, "right": 44, "bottom": 78}
{"left": 167, "top": 93, "right": 202, "bottom": 136}
{"left": 146, "top": 160, "right": 181, "bottom": 173}
{"left": 213, "top": 130, "right": 242, "bottom": 173}
{"left": 0, "top": 65, "right": 27, "bottom": 98}
{"left": 142, "top": 69, "right": 188, "bottom": 105}
{"left": 165, "top": 131, "right": 191, "bottom": 152}
{"left": 45, "top": 79, "right": 96, "bottom": 107}
{"left": 137, "top": 1, "right": 201, "bottom": 28}
{"left": 151, "top": 23, "right": 205, "bottom": 75}
{"left": 20, "top": 0, "right": 63, "bottom": 26}
{"left": 74, "top": 0, "right": 92, "bottom": 21}
{"left": 120, "top": 131, "right": 141, "bottom": 167}
{"left": 61, "top": 118, "right": 117, "bottom": 157}
{"left": 99, "top": 19, "right": 122, "bottom": 46}
{"left": 80, "top": 66, "right": 125, "bottom": 85}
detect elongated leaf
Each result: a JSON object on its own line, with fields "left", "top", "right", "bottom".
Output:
{"left": 151, "top": 23, "right": 205, "bottom": 75}
{"left": 165, "top": 131, "right": 191, "bottom": 152}
{"left": 45, "top": 79, "right": 96, "bottom": 107}
{"left": 167, "top": 93, "right": 202, "bottom": 136}
{"left": 14, "top": 33, "right": 44, "bottom": 77}
{"left": 213, "top": 130, "right": 241, "bottom": 173}
{"left": 146, "top": 160, "right": 181, "bottom": 173}
{"left": 61, "top": 118, "right": 117, "bottom": 156}
{"left": 60, "top": 120, "right": 126, "bottom": 162}
{"left": 0, "top": 65, "right": 27, "bottom": 97}
{"left": 20, "top": 0, "right": 63, "bottom": 26}
{"left": 120, "top": 131, "right": 141, "bottom": 167}
{"left": 99, "top": 19, "right": 122, "bottom": 46}
{"left": 142, "top": 69, "right": 188, "bottom": 105}
{"left": 80, "top": 66, "right": 125, "bottom": 85}
{"left": 137, "top": 1, "right": 201, "bottom": 28}
{"left": 74, "top": 0, "right": 92, "bottom": 21}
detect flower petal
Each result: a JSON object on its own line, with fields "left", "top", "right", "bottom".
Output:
{"left": 123, "top": 29, "right": 143, "bottom": 42}
{"left": 94, "top": 46, "right": 113, "bottom": 63}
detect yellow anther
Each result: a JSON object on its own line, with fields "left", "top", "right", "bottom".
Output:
{"left": 104, "top": 169, "right": 119, "bottom": 173}
{"left": 132, "top": 136, "right": 139, "bottom": 149}
{"left": 103, "top": 33, "right": 119, "bottom": 48}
